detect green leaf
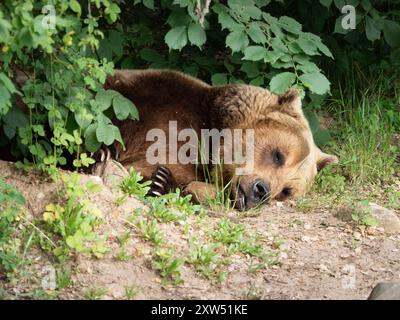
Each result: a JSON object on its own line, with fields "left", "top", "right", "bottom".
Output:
{"left": 365, "top": 16, "right": 381, "bottom": 41}
{"left": 240, "top": 62, "right": 260, "bottom": 78}
{"left": 243, "top": 46, "right": 267, "bottom": 61}
{"left": 304, "top": 110, "right": 331, "bottom": 145}
{"left": 188, "top": 22, "right": 206, "bottom": 48}
{"left": 278, "top": 16, "right": 302, "bottom": 34}
{"left": 226, "top": 30, "right": 249, "bottom": 52}
{"left": 84, "top": 124, "right": 101, "bottom": 153}
{"left": 140, "top": 48, "right": 164, "bottom": 62}
{"left": 143, "top": 0, "right": 154, "bottom": 9}
{"left": 167, "top": 10, "right": 191, "bottom": 27}
{"left": 109, "top": 30, "right": 123, "bottom": 58}
{"left": 211, "top": 73, "right": 228, "bottom": 85}
{"left": 0, "top": 73, "right": 17, "bottom": 94}
{"left": 319, "top": 0, "right": 333, "bottom": 8}
{"left": 95, "top": 89, "right": 118, "bottom": 112}
{"left": 69, "top": 0, "right": 81, "bottom": 16}
{"left": 216, "top": 10, "right": 238, "bottom": 31}
{"left": 383, "top": 20, "right": 400, "bottom": 48}
{"left": 0, "top": 18, "right": 11, "bottom": 43}
{"left": 96, "top": 123, "right": 116, "bottom": 146}
{"left": 247, "top": 22, "right": 267, "bottom": 44}
{"left": 270, "top": 72, "right": 296, "bottom": 94}
{"left": 299, "top": 72, "right": 331, "bottom": 95}
{"left": 296, "top": 38, "right": 318, "bottom": 56}
{"left": 3, "top": 107, "right": 29, "bottom": 139}
{"left": 113, "top": 94, "right": 138, "bottom": 121}
{"left": 165, "top": 26, "right": 188, "bottom": 51}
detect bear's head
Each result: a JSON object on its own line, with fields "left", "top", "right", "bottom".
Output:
{"left": 207, "top": 85, "right": 338, "bottom": 210}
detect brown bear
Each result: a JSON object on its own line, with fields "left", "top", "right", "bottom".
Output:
{"left": 98, "top": 69, "right": 337, "bottom": 210}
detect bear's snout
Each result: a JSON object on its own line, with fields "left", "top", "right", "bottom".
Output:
{"left": 236, "top": 179, "right": 270, "bottom": 211}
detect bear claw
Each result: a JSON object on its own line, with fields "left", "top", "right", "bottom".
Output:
{"left": 147, "top": 166, "right": 172, "bottom": 197}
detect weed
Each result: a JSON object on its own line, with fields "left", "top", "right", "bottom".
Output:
{"left": 117, "top": 231, "right": 131, "bottom": 246}
{"left": 148, "top": 198, "right": 180, "bottom": 222}
{"left": 56, "top": 266, "right": 72, "bottom": 290}
{"left": 0, "top": 178, "right": 26, "bottom": 276}
{"left": 351, "top": 201, "right": 379, "bottom": 227}
{"left": 152, "top": 247, "right": 184, "bottom": 284}
{"left": 211, "top": 218, "right": 245, "bottom": 246}
{"left": 84, "top": 287, "right": 108, "bottom": 300}
{"left": 328, "top": 84, "right": 399, "bottom": 185}
{"left": 124, "top": 286, "right": 138, "bottom": 300}
{"left": 160, "top": 189, "right": 202, "bottom": 215}
{"left": 387, "top": 186, "right": 400, "bottom": 209}
{"left": 187, "top": 242, "right": 223, "bottom": 279}
{"left": 314, "top": 167, "right": 346, "bottom": 195}
{"left": 41, "top": 173, "right": 108, "bottom": 260}
{"left": 121, "top": 168, "right": 151, "bottom": 198}
{"left": 244, "top": 283, "right": 263, "bottom": 300}
{"left": 137, "top": 218, "right": 165, "bottom": 246}
{"left": 115, "top": 248, "right": 130, "bottom": 261}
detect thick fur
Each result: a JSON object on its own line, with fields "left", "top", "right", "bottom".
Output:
{"left": 104, "top": 69, "right": 338, "bottom": 209}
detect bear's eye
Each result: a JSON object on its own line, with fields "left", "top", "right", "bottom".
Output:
{"left": 277, "top": 187, "right": 292, "bottom": 200}
{"left": 272, "top": 150, "right": 285, "bottom": 166}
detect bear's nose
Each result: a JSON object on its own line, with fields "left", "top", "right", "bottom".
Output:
{"left": 251, "top": 180, "right": 270, "bottom": 203}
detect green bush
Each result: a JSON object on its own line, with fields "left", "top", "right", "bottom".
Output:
{"left": 0, "top": 0, "right": 399, "bottom": 171}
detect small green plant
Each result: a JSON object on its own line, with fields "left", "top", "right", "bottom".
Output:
{"left": 0, "top": 178, "right": 26, "bottom": 275}
{"left": 329, "top": 85, "right": 399, "bottom": 185}
{"left": 124, "top": 286, "right": 138, "bottom": 300}
{"left": 84, "top": 287, "right": 108, "bottom": 300}
{"left": 187, "top": 241, "right": 223, "bottom": 279}
{"left": 115, "top": 248, "right": 130, "bottom": 261}
{"left": 152, "top": 247, "right": 184, "bottom": 284}
{"left": 161, "top": 189, "right": 202, "bottom": 215}
{"left": 148, "top": 198, "right": 179, "bottom": 222}
{"left": 117, "top": 231, "right": 131, "bottom": 246}
{"left": 41, "top": 173, "right": 108, "bottom": 260}
{"left": 198, "top": 162, "right": 235, "bottom": 212}
{"left": 387, "top": 186, "right": 400, "bottom": 209}
{"left": 56, "top": 266, "right": 72, "bottom": 290}
{"left": 244, "top": 283, "right": 263, "bottom": 300}
{"left": 211, "top": 218, "right": 245, "bottom": 246}
{"left": 351, "top": 201, "right": 379, "bottom": 227}
{"left": 314, "top": 168, "right": 346, "bottom": 195}
{"left": 137, "top": 218, "right": 165, "bottom": 246}
{"left": 120, "top": 168, "right": 152, "bottom": 198}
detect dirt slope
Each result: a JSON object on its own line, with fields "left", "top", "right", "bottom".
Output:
{"left": 1, "top": 160, "right": 399, "bottom": 299}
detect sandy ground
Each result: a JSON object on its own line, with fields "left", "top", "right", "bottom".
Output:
{"left": 1, "top": 160, "right": 399, "bottom": 300}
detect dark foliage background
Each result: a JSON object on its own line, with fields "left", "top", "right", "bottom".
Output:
{"left": 0, "top": 0, "right": 399, "bottom": 172}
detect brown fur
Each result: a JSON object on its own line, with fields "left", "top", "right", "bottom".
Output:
{"left": 105, "top": 69, "right": 338, "bottom": 209}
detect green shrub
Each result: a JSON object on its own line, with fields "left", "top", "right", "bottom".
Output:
{"left": 0, "top": 0, "right": 399, "bottom": 171}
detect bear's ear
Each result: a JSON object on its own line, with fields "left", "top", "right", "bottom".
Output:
{"left": 316, "top": 149, "right": 339, "bottom": 171}
{"left": 277, "top": 88, "right": 302, "bottom": 115}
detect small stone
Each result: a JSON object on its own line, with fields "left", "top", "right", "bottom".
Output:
{"left": 37, "top": 192, "right": 45, "bottom": 200}
{"left": 368, "top": 282, "right": 400, "bottom": 300}
{"left": 369, "top": 203, "right": 400, "bottom": 234}
{"left": 304, "top": 223, "right": 312, "bottom": 230}
{"left": 318, "top": 264, "right": 329, "bottom": 273}
{"left": 301, "top": 235, "right": 311, "bottom": 242}
{"left": 336, "top": 202, "right": 400, "bottom": 234}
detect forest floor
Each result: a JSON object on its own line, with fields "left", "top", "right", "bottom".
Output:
{"left": 1, "top": 159, "right": 399, "bottom": 300}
